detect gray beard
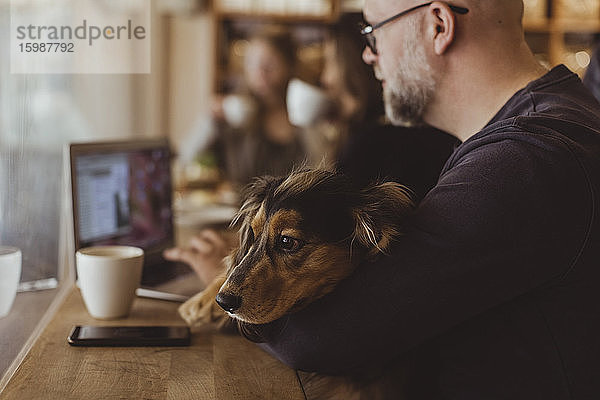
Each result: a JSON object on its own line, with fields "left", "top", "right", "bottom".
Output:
{"left": 383, "top": 31, "right": 435, "bottom": 127}
{"left": 384, "top": 84, "right": 431, "bottom": 127}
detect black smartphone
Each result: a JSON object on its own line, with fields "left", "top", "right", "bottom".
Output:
{"left": 67, "top": 325, "right": 191, "bottom": 347}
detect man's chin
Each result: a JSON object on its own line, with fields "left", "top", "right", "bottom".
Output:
{"left": 384, "top": 100, "right": 424, "bottom": 127}
{"left": 383, "top": 83, "right": 430, "bottom": 127}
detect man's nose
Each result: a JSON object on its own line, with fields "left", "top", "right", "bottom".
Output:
{"left": 362, "top": 45, "right": 376, "bottom": 65}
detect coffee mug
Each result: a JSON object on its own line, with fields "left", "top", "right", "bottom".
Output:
{"left": 222, "top": 94, "right": 257, "bottom": 128}
{"left": 286, "top": 78, "right": 331, "bottom": 128}
{"left": 76, "top": 246, "right": 144, "bottom": 319}
{"left": 0, "top": 246, "right": 22, "bottom": 318}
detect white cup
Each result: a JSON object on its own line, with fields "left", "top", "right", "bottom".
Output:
{"left": 76, "top": 246, "right": 144, "bottom": 320}
{"left": 286, "top": 78, "right": 331, "bottom": 128}
{"left": 0, "top": 246, "right": 22, "bottom": 318}
{"left": 222, "top": 94, "right": 257, "bottom": 128}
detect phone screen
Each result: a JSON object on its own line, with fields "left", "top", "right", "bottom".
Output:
{"left": 68, "top": 326, "right": 191, "bottom": 347}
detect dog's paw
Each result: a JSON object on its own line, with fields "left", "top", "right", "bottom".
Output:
{"left": 179, "top": 275, "right": 229, "bottom": 328}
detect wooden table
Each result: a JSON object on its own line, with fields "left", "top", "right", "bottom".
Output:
{"left": 0, "top": 287, "right": 305, "bottom": 400}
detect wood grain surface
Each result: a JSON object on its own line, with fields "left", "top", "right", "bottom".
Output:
{"left": 0, "top": 287, "right": 305, "bottom": 400}
{"left": 0, "top": 288, "right": 59, "bottom": 385}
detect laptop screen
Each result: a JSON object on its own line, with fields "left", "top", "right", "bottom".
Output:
{"left": 73, "top": 144, "right": 173, "bottom": 251}
{"left": 71, "top": 139, "right": 174, "bottom": 252}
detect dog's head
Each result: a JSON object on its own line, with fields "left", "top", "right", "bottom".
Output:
{"left": 216, "top": 168, "right": 414, "bottom": 324}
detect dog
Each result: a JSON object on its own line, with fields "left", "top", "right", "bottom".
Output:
{"left": 179, "top": 167, "right": 414, "bottom": 398}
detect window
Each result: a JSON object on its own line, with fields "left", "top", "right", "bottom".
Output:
{"left": 0, "top": 0, "right": 166, "bottom": 384}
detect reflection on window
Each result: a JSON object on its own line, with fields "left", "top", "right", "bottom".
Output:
{"left": 0, "top": 3, "right": 89, "bottom": 282}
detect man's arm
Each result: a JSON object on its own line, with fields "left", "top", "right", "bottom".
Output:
{"left": 246, "top": 139, "right": 592, "bottom": 374}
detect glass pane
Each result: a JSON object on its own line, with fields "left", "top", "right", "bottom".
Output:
{"left": 0, "top": 5, "right": 76, "bottom": 281}
{"left": 1, "top": 1, "right": 151, "bottom": 383}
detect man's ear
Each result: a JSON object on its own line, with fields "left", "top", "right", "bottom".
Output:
{"left": 429, "top": 1, "right": 457, "bottom": 55}
{"left": 352, "top": 182, "right": 415, "bottom": 256}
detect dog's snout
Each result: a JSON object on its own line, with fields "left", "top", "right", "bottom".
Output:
{"left": 216, "top": 292, "right": 242, "bottom": 313}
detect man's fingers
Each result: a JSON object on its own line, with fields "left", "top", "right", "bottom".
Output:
{"left": 163, "top": 247, "right": 198, "bottom": 267}
{"left": 163, "top": 247, "right": 182, "bottom": 260}
{"left": 190, "top": 236, "right": 215, "bottom": 253}
{"left": 163, "top": 235, "right": 228, "bottom": 286}
{"left": 199, "top": 229, "right": 227, "bottom": 249}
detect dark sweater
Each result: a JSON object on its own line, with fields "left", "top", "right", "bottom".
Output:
{"left": 248, "top": 65, "right": 600, "bottom": 399}
{"left": 337, "top": 123, "right": 458, "bottom": 202}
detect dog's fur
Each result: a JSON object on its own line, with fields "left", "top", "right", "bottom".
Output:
{"left": 178, "top": 168, "right": 414, "bottom": 398}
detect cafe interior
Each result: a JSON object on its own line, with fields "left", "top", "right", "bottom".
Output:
{"left": 1, "top": 0, "right": 599, "bottom": 398}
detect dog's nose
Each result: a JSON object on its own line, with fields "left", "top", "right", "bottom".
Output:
{"left": 216, "top": 292, "right": 242, "bottom": 313}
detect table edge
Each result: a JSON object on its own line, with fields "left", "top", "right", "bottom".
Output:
{"left": 0, "top": 282, "right": 74, "bottom": 393}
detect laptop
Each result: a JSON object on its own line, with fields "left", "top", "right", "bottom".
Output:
{"left": 69, "top": 138, "right": 201, "bottom": 302}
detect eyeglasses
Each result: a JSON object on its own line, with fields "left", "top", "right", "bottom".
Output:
{"left": 360, "top": 2, "right": 469, "bottom": 55}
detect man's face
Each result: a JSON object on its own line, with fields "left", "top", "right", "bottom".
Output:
{"left": 363, "top": 0, "right": 436, "bottom": 126}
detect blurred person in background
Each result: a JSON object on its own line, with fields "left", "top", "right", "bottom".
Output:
{"left": 167, "top": 26, "right": 308, "bottom": 285}
{"left": 180, "top": 26, "right": 307, "bottom": 190}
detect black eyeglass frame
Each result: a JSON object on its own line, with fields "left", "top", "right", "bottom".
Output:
{"left": 360, "top": 2, "right": 469, "bottom": 55}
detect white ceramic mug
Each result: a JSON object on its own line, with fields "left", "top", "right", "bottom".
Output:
{"left": 0, "top": 246, "right": 22, "bottom": 318}
{"left": 286, "top": 78, "right": 331, "bottom": 128}
{"left": 222, "top": 94, "right": 257, "bottom": 128}
{"left": 76, "top": 246, "right": 144, "bottom": 319}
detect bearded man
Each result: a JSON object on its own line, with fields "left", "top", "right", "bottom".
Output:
{"left": 244, "top": 1, "right": 600, "bottom": 398}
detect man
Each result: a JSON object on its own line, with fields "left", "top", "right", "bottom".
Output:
{"left": 240, "top": 1, "right": 600, "bottom": 398}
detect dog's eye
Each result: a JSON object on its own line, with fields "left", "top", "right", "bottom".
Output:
{"left": 278, "top": 235, "right": 302, "bottom": 253}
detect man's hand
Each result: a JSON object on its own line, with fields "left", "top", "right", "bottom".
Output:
{"left": 163, "top": 229, "right": 229, "bottom": 286}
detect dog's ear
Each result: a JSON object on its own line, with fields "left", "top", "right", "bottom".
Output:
{"left": 352, "top": 182, "right": 415, "bottom": 256}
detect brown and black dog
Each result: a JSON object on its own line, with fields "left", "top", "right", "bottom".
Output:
{"left": 179, "top": 167, "right": 414, "bottom": 398}
{"left": 179, "top": 167, "right": 413, "bottom": 327}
